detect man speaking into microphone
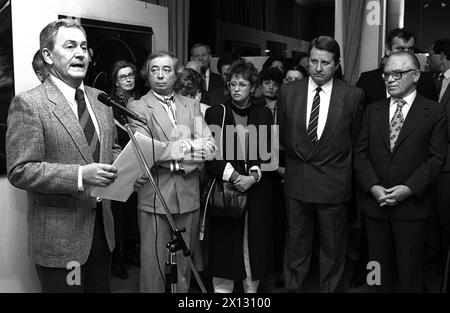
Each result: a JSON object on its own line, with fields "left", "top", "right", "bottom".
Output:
{"left": 6, "top": 19, "right": 145, "bottom": 293}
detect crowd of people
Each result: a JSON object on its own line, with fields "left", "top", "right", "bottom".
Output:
{"left": 5, "top": 18, "right": 450, "bottom": 293}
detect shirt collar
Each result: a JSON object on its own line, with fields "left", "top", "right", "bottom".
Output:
{"left": 390, "top": 89, "right": 417, "bottom": 107}
{"left": 308, "top": 76, "right": 333, "bottom": 94}
{"left": 51, "top": 74, "right": 85, "bottom": 103}
{"left": 151, "top": 90, "right": 175, "bottom": 105}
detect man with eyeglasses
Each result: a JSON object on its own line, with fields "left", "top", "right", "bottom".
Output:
{"left": 277, "top": 36, "right": 364, "bottom": 292}
{"left": 355, "top": 51, "right": 447, "bottom": 292}
{"left": 350, "top": 28, "right": 439, "bottom": 289}
{"left": 356, "top": 28, "right": 438, "bottom": 108}
{"left": 127, "top": 51, "right": 215, "bottom": 293}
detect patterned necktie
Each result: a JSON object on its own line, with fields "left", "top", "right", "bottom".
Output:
{"left": 307, "top": 86, "right": 322, "bottom": 145}
{"left": 164, "top": 96, "right": 176, "bottom": 124}
{"left": 75, "top": 88, "right": 100, "bottom": 162}
{"left": 389, "top": 99, "right": 407, "bottom": 152}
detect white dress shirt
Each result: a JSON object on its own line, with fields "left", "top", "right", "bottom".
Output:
{"left": 305, "top": 77, "right": 333, "bottom": 140}
{"left": 389, "top": 90, "right": 417, "bottom": 122}
{"left": 439, "top": 68, "right": 450, "bottom": 102}
{"left": 151, "top": 90, "right": 177, "bottom": 128}
{"left": 205, "top": 69, "right": 211, "bottom": 91}
{"left": 51, "top": 75, "right": 100, "bottom": 192}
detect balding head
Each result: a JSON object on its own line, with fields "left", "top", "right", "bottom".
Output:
{"left": 383, "top": 52, "right": 421, "bottom": 99}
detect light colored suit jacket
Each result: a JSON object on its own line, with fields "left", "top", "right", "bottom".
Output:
{"left": 127, "top": 91, "right": 212, "bottom": 214}
{"left": 6, "top": 77, "right": 121, "bottom": 268}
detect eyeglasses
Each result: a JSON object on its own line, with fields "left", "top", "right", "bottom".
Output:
{"left": 227, "top": 81, "right": 250, "bottom": 89}
{"left": 381, "top": 69, "right": 416, "bottom": 81}
{"left": 117, "top": 73, "right": 135, "bottom": 81}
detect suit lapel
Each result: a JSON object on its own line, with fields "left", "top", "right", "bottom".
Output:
{"left": 393, "top": 95, "right": 430, "bottom": 151}
{"left": 46, "top": 78, "right": 93, "bottom": 163}
{"left": 295, "top": 80, "right": 314, "bottom": 152}
{"left": 147, "top": 92, "right": 175, "bottom": 140}
{"left": 374, "top": 99, "right": 391, "bottom": 151}
{"left": 440, "top": 84, "right": 450, "bottom": 107}
{"left": 173, "top": 93, "right": 189, "bottom": 131}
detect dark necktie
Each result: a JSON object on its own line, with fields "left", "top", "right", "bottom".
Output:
{"left": 436, "top": 73, "right": 445, "bottom": 95}
{"left": 389, "top": 99, "right": 406, "bottom": 152}
{"left": 75, "top": 88, "right": 100, "bottom": 162}
{"left": 307, "top": 87, "right": 322, "bottom": 145}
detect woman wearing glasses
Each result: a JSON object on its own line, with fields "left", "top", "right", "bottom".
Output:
{"left": 109, "top": 60, "right": 141, "bottom": 280}
{"left": 204, "top": 61, "right": 274, "bottom": 293}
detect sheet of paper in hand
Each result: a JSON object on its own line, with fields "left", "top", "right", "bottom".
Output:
{"left": 91, "top": 132, "right": 167, "bottom": 202}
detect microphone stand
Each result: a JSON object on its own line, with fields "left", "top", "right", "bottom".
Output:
{"left": 121, "top": 116, "right": 207, "bottom": 293}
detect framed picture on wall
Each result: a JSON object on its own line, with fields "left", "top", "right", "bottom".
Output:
{"left": 0, "top": 0, "right": 14, "bottom": 176}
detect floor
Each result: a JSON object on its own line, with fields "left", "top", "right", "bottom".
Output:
{"left": 110, "top": 258, "right": 371, "bottom": 293}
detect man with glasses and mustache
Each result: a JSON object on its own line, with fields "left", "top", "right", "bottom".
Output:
{"left": 355, "top": 51, "right": 447, "bottom": 292}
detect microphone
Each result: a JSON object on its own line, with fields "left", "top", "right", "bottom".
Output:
{"left": 97, "top": 92, "right": 147, "bottom": 124}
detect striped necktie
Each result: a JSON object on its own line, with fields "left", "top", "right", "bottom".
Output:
{"left": 76, "top": 88, "right": 100, "bottom": 162}
{"left": 307, "top": 86, "right": 322, "bottom": 145}
{"left": 389, "top": 99, "right": 407, "bottom": 152}
{"left": 163, "top": 96, "right": 176, "bottom": 124}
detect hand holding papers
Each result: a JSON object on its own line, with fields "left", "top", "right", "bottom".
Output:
{"left": 91, "top": 132, "right": 167, "bottom": 202}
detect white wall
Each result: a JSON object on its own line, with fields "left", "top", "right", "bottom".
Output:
{"left": 0, "top": 0, "right": 168, "bottom": 292}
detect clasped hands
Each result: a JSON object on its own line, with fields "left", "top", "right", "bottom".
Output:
{"left": 370, "top": 184, "right": 413, "bottom": 207}
{"left": 181, "top": 138, "right": 217, "bottom": 160}
{"left": 234, "top": 175, "right": 256, "bottom": 193}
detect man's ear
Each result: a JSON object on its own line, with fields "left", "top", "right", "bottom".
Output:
{"left": 413, "top": 69, "right": 421, "bottom": 83}
{"left": 42, "top": 48, "right": 53, "bottom": 66}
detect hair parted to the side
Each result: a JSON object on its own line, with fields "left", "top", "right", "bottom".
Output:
{"left": 309, "top": 36, "right": 341, "bottom": 64}
{"left": 140, "top": 50, "right": 179, "bottom": 82}
{"left": 39, "top": 18, "right": 86, "bottom": 51}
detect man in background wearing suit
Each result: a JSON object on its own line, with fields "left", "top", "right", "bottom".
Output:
{"left": 428, "top": 39, "right": 450, "bottom": 291}
{"left": 127, "top": 51, "right": 215, "bottom": 293}
{"left": 277, "top": 36, "right": 364, "bottom": 292}
{"left": 357, "top": 28, "right": 438, "bottom": 107}
{"left": 355, "top": 52, "right": 447, "bottom": 292}
{"left": 6, "top": 19, "right": 129, "bottom": 292}
{"left": 190, "top": 43, "right": 224, "bottom": 104}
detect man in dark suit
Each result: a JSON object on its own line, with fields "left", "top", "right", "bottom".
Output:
{"left": 277, "top": 36, "right": 364, "bottom": 292}
{"left": 355, "top": 52, "right": 447, "bottom": 292}
{"left": 428, "top": 39, "right": 450, "bottom": 291}
{"left": 356, "top": 28, "right": 438, "bottom": 107}
{"left": 190, "top": 43, "right": 224, "bottom": 104}
{"left": 5, "top": 19, "right": 142, "bottom": 292}
{"left": 350, "top": 28, "right": 439, "bottom": 288}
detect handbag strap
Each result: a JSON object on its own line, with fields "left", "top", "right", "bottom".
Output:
{"left": 199, "top": 104, "right": 226, "bottom": 241}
